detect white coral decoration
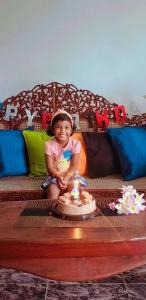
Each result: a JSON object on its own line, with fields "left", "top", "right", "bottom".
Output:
{"left": 110, "top": 185, "right": 146, "bottom": 215}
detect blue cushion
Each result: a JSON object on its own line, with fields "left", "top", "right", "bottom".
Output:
{"left": 106, "top": 127, "right": 146, "bottom": 180}
{"left": 0, "top": 130, "right": 28, "bottom": 176}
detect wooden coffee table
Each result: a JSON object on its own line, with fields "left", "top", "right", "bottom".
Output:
{"left": 0, "top": 199, "right": 146, "bottom": 281}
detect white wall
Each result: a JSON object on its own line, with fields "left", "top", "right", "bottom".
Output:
{"left": 0, "top": 0, "right": 146, "bottom": 114}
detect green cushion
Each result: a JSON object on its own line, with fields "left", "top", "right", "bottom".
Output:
{"left": 23, "top": 130, "right": 53, "bottom": 176}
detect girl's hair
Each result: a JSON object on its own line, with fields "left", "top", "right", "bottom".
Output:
{"left": 47, "top": 113, "right": 76, "bottom": 136}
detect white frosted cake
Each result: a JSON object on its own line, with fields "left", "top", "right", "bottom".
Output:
{"left": 57, "top": 191, "right": 96, "bottom": 215}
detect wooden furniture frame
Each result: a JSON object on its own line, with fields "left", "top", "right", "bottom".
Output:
{"left": 1, "top": 82, "right": 146, "bottom": 129}
{"left": 0, "top": 200, "right": 146, "bottom": 281}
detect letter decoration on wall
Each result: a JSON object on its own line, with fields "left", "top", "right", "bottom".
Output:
{"left": 95, "top": 110, "right": 109, "bottom": 128}
{"left": 95, "top": 105, "right": 127, "bottom": 128}
{"left": 25, "top": 109, "right": 38, "bottom": 126}
{"left": 42, "top": 112, "right": 53, "bottom": 129}
{"left": 71, "top": 113, "right": 80, "bottom": 130}
{"left": 4, "top": 104, "right": 18, "bottom": 121}
{"left": 113, "top": 105, "right": 127, "bottom": 123}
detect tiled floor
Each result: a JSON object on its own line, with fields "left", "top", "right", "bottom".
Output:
{"left": 0, "top": 265, "right": 146, "bottom": 299}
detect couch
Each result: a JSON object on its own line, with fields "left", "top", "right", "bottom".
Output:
{"left": 0, "top": 82, "right": 146, "bottom": 202}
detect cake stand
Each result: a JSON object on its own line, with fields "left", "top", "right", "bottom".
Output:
{"left": 50, "top": 200, "right": 99, "bottom": 221}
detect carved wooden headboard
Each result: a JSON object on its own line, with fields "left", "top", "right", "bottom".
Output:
{"left": 0, "top": 82, "right": 146, "bottom": 130}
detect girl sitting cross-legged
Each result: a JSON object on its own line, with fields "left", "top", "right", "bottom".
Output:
{"left": 43, "top": 109, "right": 82, "bottom": 200}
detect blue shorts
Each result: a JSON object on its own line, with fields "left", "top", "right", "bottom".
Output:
{"left": 40, "top": 175, "right": 88, "bottom": 190}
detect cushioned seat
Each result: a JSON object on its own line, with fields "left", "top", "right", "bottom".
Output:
{"left": 0, "top": 176, "right": 45, "bottom": 201}
{"left": 0, "top": 174, "right": 146, "bottom": 201}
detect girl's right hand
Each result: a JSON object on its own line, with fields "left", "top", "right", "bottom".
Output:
{"left": 57, "top": 176, "right": 67, "bottom": 190}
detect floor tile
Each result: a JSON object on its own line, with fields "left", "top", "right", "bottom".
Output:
{"left": 126, "top": 283, "right": 146, "bottom": 299}
{"left": 94, "top": 273, "right": 124, "bottom": 284}
{"left": 46, "top": 281, "right": 129, "bottom": 299}
{"left": 0, "top": 268, "right": 48, "bottom": 300}
{"left": 0, "top": 268, "right": 47, "bottom": 285}
{"left": 123, "top": 264, "right": 146, "bottom": 284}
{"left": 0, "top": 266, "right": 146, "bottom": 299}
{"left": 0, "top": 283, "right": 47, "bottom": 300}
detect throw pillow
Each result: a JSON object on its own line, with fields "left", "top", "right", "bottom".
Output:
{"left": 82, "top": 132, "right": 120, "bottom": 178}
{"left": 107, "top": 126, "right": 146, "bottom": 180}
{"left": 23, "top": 130, "right": 53, "bottom": 176}
{"left": 0, "top": 130, "right": 28, "bottom": 177}
{"left": 71, "top": 132, "right": 87, "bottom": 176}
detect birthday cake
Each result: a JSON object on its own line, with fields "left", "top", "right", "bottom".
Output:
{"left": 57, "top": 191, "right": 96, "bottom": 216}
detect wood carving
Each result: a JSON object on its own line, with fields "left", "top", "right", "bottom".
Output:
{"left": 0, "top": 82, "right": 146, "bottom": 129}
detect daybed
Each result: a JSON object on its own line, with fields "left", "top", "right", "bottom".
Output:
{"left": 0, "top": 82, "right": 146, "bottom": 202}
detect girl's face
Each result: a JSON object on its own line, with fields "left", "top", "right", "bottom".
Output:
{"left": 53, "top": 120, "right": 72, "bottom": 145}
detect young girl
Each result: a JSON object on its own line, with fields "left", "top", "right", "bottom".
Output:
{"left": 44, "top": 109, "right": 81, "bottom": 200}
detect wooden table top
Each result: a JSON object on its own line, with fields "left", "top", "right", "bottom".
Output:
{"left": 0, "top": 200, "right": 146, "bottom": 281}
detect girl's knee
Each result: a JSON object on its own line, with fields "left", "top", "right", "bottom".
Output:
{"left": 47, "top": 184, "right": 60, "bottom": 200}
